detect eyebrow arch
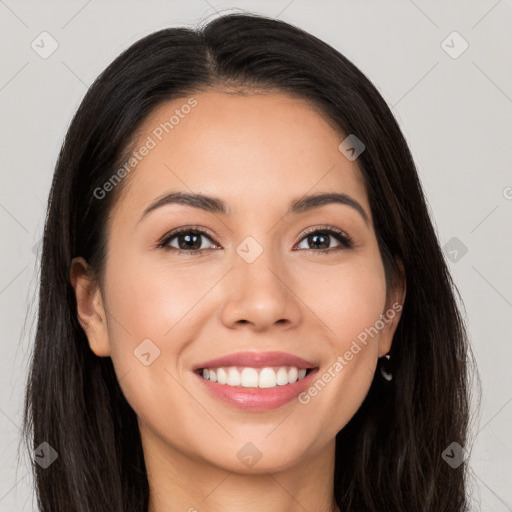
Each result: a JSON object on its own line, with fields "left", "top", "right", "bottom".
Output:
{"left": 288, "top": 192, "right": 369, "bottom": 224}
{"left": 138, "top": 191, "right": 369, "bottom": 224}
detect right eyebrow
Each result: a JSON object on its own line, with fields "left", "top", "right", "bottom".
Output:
{"left": 138, "top": 191, "right": 229, "bottom": 223}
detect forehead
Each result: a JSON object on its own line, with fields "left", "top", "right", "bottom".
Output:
{"left": 112, "top": 90, "right": 369, "bottom": 221}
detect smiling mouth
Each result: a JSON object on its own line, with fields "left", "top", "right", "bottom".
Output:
{"left": 194, "top": 366, "right": 315, "bottom": 388}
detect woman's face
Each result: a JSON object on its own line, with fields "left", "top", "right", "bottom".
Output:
{"left": 72, "top": 90, "right": 403, "bottom": 474}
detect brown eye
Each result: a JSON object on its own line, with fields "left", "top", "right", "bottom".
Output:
{"left": 296, "top": 227, "right": 353, "bottom": 253}
{"left": 159, "top": 228, "right": 219, "bottom": 254}
{"left": 305, "top": 232, "right": 331, "bottom": 250}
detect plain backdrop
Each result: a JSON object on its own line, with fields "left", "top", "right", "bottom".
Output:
{"left": 1, "top": 1, "right": 511, "bottom": 510}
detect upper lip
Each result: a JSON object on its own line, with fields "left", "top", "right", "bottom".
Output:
{"left": 193, "top": 351, "right": 318, "bottom": 371}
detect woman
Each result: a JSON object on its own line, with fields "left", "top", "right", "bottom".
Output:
{"left": 22, "top": 11, "right": 474, "bottom": 512}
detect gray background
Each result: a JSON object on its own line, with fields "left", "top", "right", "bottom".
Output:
{"left": 1, "top": 0, "right": 511, "bottom": 510}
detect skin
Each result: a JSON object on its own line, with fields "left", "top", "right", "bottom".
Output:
{"left": 71, "top": 90, "right": 405, "bottom": 512}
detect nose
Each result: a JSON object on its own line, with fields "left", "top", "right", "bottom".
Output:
{"left": 219, "top": 246, "right": 302, "bottom": 332}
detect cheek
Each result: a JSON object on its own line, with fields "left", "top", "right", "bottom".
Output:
{"left": 100, "top": 252, "right": 209, "bottom": 409}
{"left": 292, "top": 254, "right": 387, "bottom": 435}
{"left": 336, "top": 268, "right": 386, "bottom": 347}
{"left": 100, "top": 259, "right": 209, "bottom": 447}
{"left": 295, "top": 253, "right": 387, "bottom": 350}
{"left": 104, "top": 250, "right": 215, "bottom": 344}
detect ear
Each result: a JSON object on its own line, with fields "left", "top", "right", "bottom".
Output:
{"left": 69, "top": 257, "right": 111, "bottom": 357}
{"left": 378, "top": 259, "right": 406, "bottom": 357}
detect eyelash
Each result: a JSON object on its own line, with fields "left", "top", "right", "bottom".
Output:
{"left": 157, "top": 225, "right": 353, "bottom": 255}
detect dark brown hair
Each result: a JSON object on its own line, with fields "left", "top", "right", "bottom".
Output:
{"left": 22, "top": 11, "right": 475, "bottom": 511}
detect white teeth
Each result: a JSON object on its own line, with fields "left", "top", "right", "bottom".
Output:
{"left": 199, "top": 366, "right": 310, "bottom": 388}
{"left": 226, "top": 367, "right": 240, "bottom": 386}
{"left": 276, "top": 367, "right": 288, "bottom": 385}
{"left": 240, "top": 367, "right": 259, "bottom": 387}
{"left": 217, "top": 368, "right": 227, "bottom": 385}
{"left": 259, "top": 367, "right": 277, "bottom": 388}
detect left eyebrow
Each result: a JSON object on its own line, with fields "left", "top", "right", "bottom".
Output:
{"left": 287, "top": 192, "right": 369, "bottom": 225}
{"left": 138, "top": 191, "right": 370, "bottom": 225}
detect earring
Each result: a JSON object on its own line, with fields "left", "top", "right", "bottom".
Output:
{"left": 379, "top": 354, "right": 393, "bottom": 382}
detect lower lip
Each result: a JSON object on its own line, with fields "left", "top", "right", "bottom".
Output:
{"left": 194, "top": 369, "right": 319, "bottom": 411}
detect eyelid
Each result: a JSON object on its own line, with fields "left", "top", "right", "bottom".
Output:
{"left": 297, "top": 224, "right": 351, "bottom": 243}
